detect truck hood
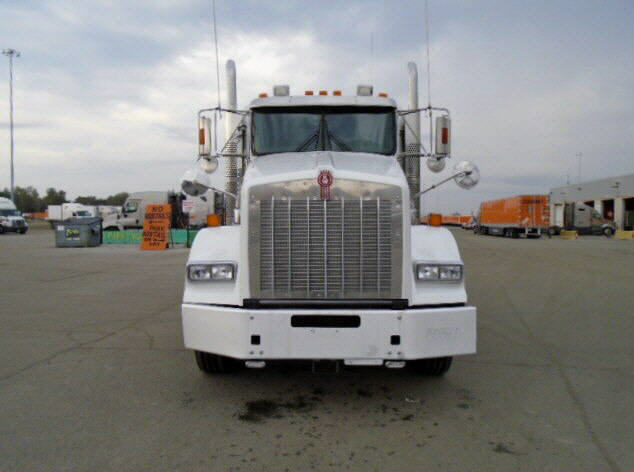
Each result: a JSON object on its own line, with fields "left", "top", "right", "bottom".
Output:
{"left": 245, "top": 151, "right": 406, "bottom": 188}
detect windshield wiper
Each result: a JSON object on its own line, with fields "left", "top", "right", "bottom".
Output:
{"left": 294, "top": 128, "right": 320, "bottom": 151}
{"left": 327, "top": 131, "right": 352, "bottom": 151}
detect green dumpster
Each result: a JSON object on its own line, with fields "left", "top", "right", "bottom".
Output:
{"left": 55, "top": 217, "right": 102, "bottom": 248}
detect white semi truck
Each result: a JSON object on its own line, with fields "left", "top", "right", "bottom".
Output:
{"left": 180, "top": 60, "right": 480, "bottom": 376}
{"left": 0, "top": 197, "right": 28, "bottom": 234}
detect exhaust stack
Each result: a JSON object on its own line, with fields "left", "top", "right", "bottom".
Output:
{"left": 405, "top": 62, "right": 421, "bottom": 218}
{"left": 224, "top": 59, "right": 239, "bottom": 225}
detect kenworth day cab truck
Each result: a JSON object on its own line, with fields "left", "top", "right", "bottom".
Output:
{"left": 180, "top": 60, "right": 480, "bottom": 376}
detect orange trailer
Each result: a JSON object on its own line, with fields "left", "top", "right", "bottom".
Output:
{"left": 476, "top": 195, "right": 550, "bottom": 238}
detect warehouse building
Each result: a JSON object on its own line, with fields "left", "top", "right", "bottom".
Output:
{"left": 550, "top": 173, "right": 634, "bottom": 230}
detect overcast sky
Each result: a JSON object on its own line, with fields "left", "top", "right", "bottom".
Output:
{"left": 1, "top": 0, "right": 633, "bottom": 213}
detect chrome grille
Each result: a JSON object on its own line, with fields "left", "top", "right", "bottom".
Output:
{"left": 259, "top": 198, "right": 393, "bottom": 298}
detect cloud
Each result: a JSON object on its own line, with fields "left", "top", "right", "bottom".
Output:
{"left": 0, "top": 0, "right": 632, "bottom": 215}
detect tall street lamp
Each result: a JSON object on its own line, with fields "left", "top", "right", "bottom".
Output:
{"left": 2, "top": 48, "right": 20, "bottom": 203}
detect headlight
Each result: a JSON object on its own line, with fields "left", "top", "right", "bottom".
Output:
{"left": 415, "top": 263, "right": 463, "bottom": 281}
{"left": 187, "top": 263, "right": 236, "bottom": 281}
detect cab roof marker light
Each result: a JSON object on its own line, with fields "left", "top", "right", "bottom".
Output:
{"left": 356, "top": 85, "right": 373, "bottom": 96}
{"left": 319, "top": 90, "right": 328, "bottom": 95}
{"left": 258, "top": 92, "right": 268, "bottom": 98}
{"left": 333, "top": 90, "right": 342, "bottom": 96}
{"left": 378, "top": 92, "right": 388, "bottom": 97}
{"left": 305, "top": 90, "right": 314, "bottom": 96}
{"left": 273, "top": 85, "right": 290, "bottom": 96}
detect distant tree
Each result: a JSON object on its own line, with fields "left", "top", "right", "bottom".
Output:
{"left": 75, "top": 195, "right": 101, "bottom": 205}
{"left": 0, "top": 188, "right": 10, "bottom": 199}
{"left": 13, "top": 186, "right": 42, "bottom": 212}
{"left": 42, "top": 188, "right": 68, "bottom": 207}
{"left": 105, "top": 192, "right": 129, "bottom": 206}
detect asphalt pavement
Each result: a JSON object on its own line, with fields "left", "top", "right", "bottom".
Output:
{"left": 1, "top": 222, "right": 632, "bottom": 471}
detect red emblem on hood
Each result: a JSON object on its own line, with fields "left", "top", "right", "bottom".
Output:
{"left": 318, "top": 170, "right": 333, "bottom": 200}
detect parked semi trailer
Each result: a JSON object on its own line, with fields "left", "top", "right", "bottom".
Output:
{"left": 475, "top": 195, "right": 549, "bottom": 238}
{"left": 179, "top": 59, "right": 480, "bottom": 376}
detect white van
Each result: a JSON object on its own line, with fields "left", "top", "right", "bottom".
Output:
{"left": 0, "top": 197, "right": 28, "bottom": 234}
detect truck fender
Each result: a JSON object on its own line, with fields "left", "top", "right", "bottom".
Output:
{"left": 184, "top": 226, "right": 242, "bottom": 306}
{"left": 409, "top": 226, "right": 468, "bottom": 305}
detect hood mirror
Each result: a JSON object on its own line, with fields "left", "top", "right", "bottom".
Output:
{"left": 453, "top": 161, "right": 480, "bottom": 190}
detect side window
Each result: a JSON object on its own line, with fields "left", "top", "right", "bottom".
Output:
{"left": 124, "top": 201, "right": 139, "bottom": 213}
{"left": 592, "top": 210, "right": 601, "bottom": 219}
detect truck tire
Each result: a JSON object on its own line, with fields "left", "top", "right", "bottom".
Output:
{"left": 0, "top": 225, "right": 4, "bottom": 234}
{"left": 603, "top": 227, "right": 613, "bottom": 237}
{"left": 409, "top": 356, "right": 453, "bottom": 376}
{"left": 195, "top": 350, "right": 240, "bottom": 374}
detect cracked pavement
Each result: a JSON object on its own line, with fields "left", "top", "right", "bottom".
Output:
{"left": 1, "top": 222, "right": 632, "bottom": 471}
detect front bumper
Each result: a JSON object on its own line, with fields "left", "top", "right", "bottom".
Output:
{"left": 182, "top": 303, "right": 476, "bottom": 361}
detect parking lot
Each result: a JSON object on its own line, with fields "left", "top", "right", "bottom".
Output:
{"left": 1, "top": 222, "right": 632, "bottom": 471}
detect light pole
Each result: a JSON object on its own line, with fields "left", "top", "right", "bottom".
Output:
{"left": 2, "top": 48, "right": 20, "bottom": 203}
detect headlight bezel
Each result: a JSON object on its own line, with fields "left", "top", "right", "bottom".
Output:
{"left": 187, "top": 261, "right": 237, "bottom": 281}
{"left": 414, "top": 261, "right": 463, "bottom": 282}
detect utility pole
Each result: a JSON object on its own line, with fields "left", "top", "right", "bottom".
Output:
{"left": 576, "top": 152, "right": 582, "bottom": 184}
{"left": 2, "top": 48, "right": 20, "bottom": 203}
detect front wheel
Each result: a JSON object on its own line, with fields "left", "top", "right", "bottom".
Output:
{"left": 603, "top": 227, "right": 614, "bottom": 237}
{"left": 409, "top": 356, "right": 453, "bottom": 376}
{"left": 194, "top": 350, "right": 240, "bottom": 374}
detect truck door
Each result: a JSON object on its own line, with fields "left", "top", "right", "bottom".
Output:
{"left": 574, "top": 204, "right": 592, "bottom": 229}
{"left": 564, "top": 204, "right": 574, "bottom": 230}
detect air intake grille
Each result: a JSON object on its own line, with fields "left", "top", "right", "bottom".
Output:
{"left": 259, "top": 198, "right": 392, "bottom": 298}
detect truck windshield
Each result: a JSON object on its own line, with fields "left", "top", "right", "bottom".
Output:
{"left": 252, "top": 107, "right": 396, "bottom": 155}
{"left": 0, "top": 209, "right": 20, "bottom": 216}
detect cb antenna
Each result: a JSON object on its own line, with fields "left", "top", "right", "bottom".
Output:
{"left": 211, "top": 0, "right": 221, "bottom": 109}
{"left": 425, "top": 0, "right": 432, "bottom": 108}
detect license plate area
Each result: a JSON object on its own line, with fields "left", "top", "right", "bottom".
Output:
{"left": 291, "top": 315, "right": 361, "bottom": 328}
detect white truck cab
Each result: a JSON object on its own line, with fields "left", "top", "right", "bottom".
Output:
{"left": 0, "top": 197, "right": 28, "bottom": 234}
{"left": 181, "top": 60, "right": 479, "bottom": 376}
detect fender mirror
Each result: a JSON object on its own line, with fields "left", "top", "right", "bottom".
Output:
{"left": 181, "top": 168, "right": 211, "bottom": 197}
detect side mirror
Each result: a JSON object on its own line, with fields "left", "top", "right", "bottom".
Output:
{"left": 181, "top": 168, "right": 211, "bottom": 197}
{"left": 453, "top": 161, "right": 480, "bottom": 189}
{"left": 200, "top": 156, "right": 219, "bottom": 174}
{"left": 434, "top": 115, "right": 451, "bottom": 156}
{"left": 198, "top": 117, "right": 212, "bottom": 158}
{"left": 426, "top": 156, "right": 446, "bottom": 173}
